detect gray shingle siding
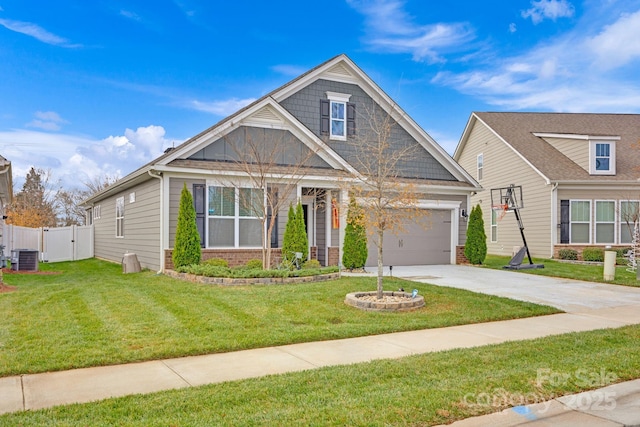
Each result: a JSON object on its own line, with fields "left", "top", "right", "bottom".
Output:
{"left": 280, "top": 79, "right": 457, "bottom": 181}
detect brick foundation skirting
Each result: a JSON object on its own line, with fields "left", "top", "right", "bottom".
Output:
{"left": 456, "top": 245, "right": 469, "bottom": 264}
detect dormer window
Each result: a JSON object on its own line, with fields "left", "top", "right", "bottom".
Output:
{"left": 590, "top": 140, "right": 616, "bottom": 175}
{"left": 320, "top": 92, "right": 355, "bottom": 140}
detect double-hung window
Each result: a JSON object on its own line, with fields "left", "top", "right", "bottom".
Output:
{"left": 570, "top": 200, "right": 590, "bottom": 243}
{"left": 321, "top": 92, "right": 355, "bottom": 140}
{"left": 115, "top": 197, "right": 124, "bottom": 238}
{"left": 595, "top": 201, "right": 615, "bottom": 244}
{"left": 590, "top": 140, "right": 616, "bottom": 175}
{"left": 208, "top": 186, "right": 264, "bottom": 248}
{"left": 620, "top": 201, "right": 640, "bottom": 244}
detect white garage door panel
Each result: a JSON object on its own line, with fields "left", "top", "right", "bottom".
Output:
{"left": 366, "top": 209, "right": 452, "bottom": 267}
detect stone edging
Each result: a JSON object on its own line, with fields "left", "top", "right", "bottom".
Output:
{"left": 164, "top": 270, "right": 340, "bottom": 286}
{"left": 344, "top": 291, "right": 425, "bottom": 312}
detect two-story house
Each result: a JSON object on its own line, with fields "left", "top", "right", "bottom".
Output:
{"left": 454, "top": 112, "right": 640, "bottom": 259}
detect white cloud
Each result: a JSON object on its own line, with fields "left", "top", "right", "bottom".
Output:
{"left": 188, "top": 98, "right": 256, "bottom": 116}
{"left": 0, "top": 125, "right": 172, "bottom": 190}
{"left": 522, "top": 0, "right": 575, "bottom": 24}
{"left": 26, "top": 111, "right": 69, "bottom": 131}
{"left": 347, "top": 0, "right": 475, "bottom": 63}
{"left": 509, "top": 23, "right": 517, "bottom": 33}
{"left": 120, "top": 10, "right": 142, "bottom": 21}
{"left": 432, "top": 6, "right": 640, "bottom": 113}
{"left": 587, "top": 10, "right": 640, "bottom": 69}
{"left": 0, "top": 18, "right": 81, "bottom": 47}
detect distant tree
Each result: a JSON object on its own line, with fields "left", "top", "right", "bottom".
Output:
{"left": 342, "top": 196, "right": 368, "bottom": 270}
{"left": 55, "top": 189, "right": 86, "bottom": 226}
{"left": 464, "top": 204, "right": 487, "bottom": 264}
{"left": 7, "top": 167, "right": 58, "bottom": 228}
{"left": 172, "top": 183, "right": 201, "bottom": 268}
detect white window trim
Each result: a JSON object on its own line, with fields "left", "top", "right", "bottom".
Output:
{"left": 115, "top": 196, "right": 125, "bottom": 238}
{"left": 326, "top": 91, "right": 351, "bottom": 141}
{"left": 490, "top": 207, "right": 497, "bottom": 243}
{"left": 589, "top": 140, "right": 616, "bottom": 175}
{"left": 619, "top": 200, "right": 640, "bottom": 244}
{"left": 477, "top": 153, "right": 483, "bottom": 181}
{"left": 206, "top": 185, "right": 264, "bottom": 249}
{"left": 569, "top": 199, "right": 591, "bottom": 244}
{"left": 93, "top": 205, "right": 101, "bottom": 221}
{"left": 594, "top": 200, "right": 616, "bottom": 244}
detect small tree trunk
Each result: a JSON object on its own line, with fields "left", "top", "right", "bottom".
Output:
{"left": 377, "top": 228, "right": 384, "bottom": 299}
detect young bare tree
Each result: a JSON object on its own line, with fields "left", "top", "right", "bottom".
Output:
{"left": 221, "top": 127, "right": 320, "bottom": 269}
{"left": 55, "top": 173, "right": 120, "bottom": 226}
{"left": 342, "top": 103, "right": 427, "bottom": 299}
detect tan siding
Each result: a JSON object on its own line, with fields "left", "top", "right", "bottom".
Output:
{"left": 93, "top": 178, "right": 161, "bottom": 270}
{"left": 542, "top": 137, "right": 589, "bottom": 171}
{"left": 168, "top": 178, "right": 206, "bottom": 247}
{"left": 458, "top": 121, "right": 553, "bottom": 258}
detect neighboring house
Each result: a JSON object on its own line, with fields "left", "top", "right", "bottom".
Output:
{"left": 83, "top": 54, "right": 479, "bottom": 272}
{"left": 0, "top": 155, "right": 13, "bottom": 257}
{"left": 454, "top": 112, "right": 640, "bottom": 259}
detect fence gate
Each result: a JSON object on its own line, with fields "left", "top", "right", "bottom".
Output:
{"left": 42, "top": 225, "right": 94, "bottom": 263}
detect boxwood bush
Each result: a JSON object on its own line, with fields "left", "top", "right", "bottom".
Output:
{"left": 557, "top": 248, "right": 578, "bottom": 260}
{"left": 175, "top": 264, "right": 339, "bottom": 278}
{"left": 582, "top": 247, "right": 604, "bottom": 262}
{"left": 201, "top": 258, "right": 229, "bottom": 268}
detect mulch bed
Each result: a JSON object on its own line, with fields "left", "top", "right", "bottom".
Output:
{"left": 0, "top": 268, "right": 62, "bottom": 293}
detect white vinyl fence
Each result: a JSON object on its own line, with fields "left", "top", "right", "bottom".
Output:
{"left": 1, "top": 224, "right": 94, "bottom": 263}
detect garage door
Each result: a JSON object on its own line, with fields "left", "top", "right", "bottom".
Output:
{"left": 365, "top": 209, "right": 452, "bottom": 267}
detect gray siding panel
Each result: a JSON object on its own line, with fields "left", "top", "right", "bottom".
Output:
{"left": 280, "top": 79, "right": 457, "bottom": 181}
{"left": 93, "top": 178, "right": 162, "bottom": 271}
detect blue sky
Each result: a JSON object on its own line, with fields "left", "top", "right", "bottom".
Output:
{"left": 2, "top": 0, "right": 640, "bottom": 189}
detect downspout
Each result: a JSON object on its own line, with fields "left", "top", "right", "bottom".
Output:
{"left": 148, "top": 170, "right": 164, "bottom": 273}
{"left": 550, "top": 182, "right": 559, "bottom": 258}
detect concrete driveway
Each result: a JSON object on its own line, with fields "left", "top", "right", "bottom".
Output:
{"left": 380, "top": 264, "right": 640, "bottom": 313}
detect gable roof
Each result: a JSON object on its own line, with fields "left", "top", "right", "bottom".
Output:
{"left": 86, "top": 54, "right": 478, "bottom": 204}
{"left": 455, "top": 112, "right": 640, "bottom": 183}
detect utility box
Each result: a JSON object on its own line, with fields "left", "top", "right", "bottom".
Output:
{"left": 122, "top": 253, "right": 141, "bottom": 274}
{"left": 11, "top": 249, "right": 39, "bottom": 272}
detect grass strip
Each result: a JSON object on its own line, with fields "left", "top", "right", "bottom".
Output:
{"left": 1, "top": 324, "right": 638, "bottom": 426}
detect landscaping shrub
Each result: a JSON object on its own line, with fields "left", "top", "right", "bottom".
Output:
{"left": 342, "top": 196, "right": 368, "bottom": 270}
{"left": 464, "top": 204, "right": 487, "bottom": 264}
{"left": 582, "top": 247, "right": 604, "bottom": 262}
{"left": 201, "top": 258, "right": 229, "bottom": 268}
{"left": 245, "top": 259, "right": 263, "bottom": 270}
{"left": 303, "top": 259, "right": 321, "bottom": 269}
{"left": 558, "top": 248, "right": 578, "bottom": 260}
{"left": 172, "top": 183, "right": 202, "bottom": 268}
{"left": 175, "top": 264, "right": 339, "bottom": 278}
{"left": 281, "top": 202, "right": 308, "bottom": 268}
{"left": 616, "top": 247, "right": 632, "bottom": 258}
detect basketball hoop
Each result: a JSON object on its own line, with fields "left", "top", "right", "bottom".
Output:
{"left": 492, "top": 203, "right": 509, "bottom": 221}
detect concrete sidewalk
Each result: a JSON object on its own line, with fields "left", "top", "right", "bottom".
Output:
{"left": 0, "top": 266, "right": 639, "bottom": 426}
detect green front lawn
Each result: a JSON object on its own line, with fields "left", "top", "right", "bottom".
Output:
{"left": 0, "top": 258, "right": 558, "bottom": 377}
{"left": 482, "top": 255, "right": 640, "bottom": 287}
{"left": 2, "top": 325, "right": 638, "bottom": 426}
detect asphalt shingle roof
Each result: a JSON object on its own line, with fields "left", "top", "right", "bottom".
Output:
{"left": 475, "top": 112, "right": 640, "bottom": 182}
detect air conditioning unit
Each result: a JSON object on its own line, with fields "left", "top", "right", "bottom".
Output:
{"left": 10, "top": 249, "right": 39, "bottom": 272}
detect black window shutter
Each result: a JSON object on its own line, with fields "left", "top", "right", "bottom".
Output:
{"left": 320, "top": 99, "right": 329, "bottom": 135}
{"left": 347, "top": 102, "right": 356, "bottom": 136}
{"left": 560, "top": 199, "right": 569, "bottom": 244}
{"left": 193, "top": 183, "right": 206, "bottom": 248}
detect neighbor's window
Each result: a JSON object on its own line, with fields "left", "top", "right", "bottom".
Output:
{"left": 207, "top": 186, "right": 263, "bottom": 248}
{"left": 590, "top": 141, "right": 615, "bottom": 175}
{"left": 115, "top": 197, "right": 124, "bottom": 238}
{"left": 620, "top": 201, "right": 639, "bottom": 244}
{"left": 477, "top": 153, "right": 483, "bottom": 181}
{"left": 93, "top": 205, "right": 101, "bottom": 221}
{"left": 570, "top": 200, "right": 590, "bottom": 243}
{"left": 595, "top": 201, "right": 615, "bottom": 244}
